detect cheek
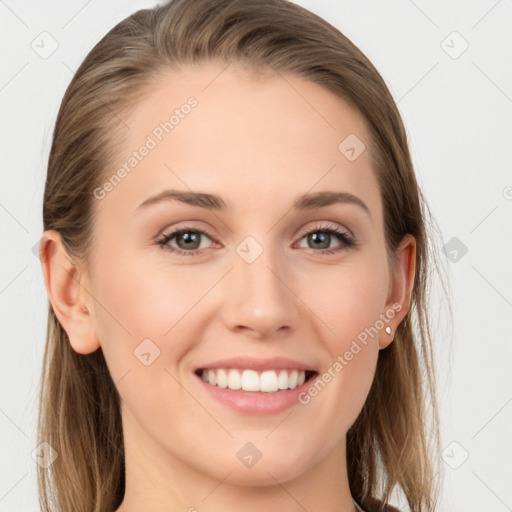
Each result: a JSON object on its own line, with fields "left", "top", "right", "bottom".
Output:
{"left": 295, "top": 255, "right": 387, "bottom": 418}
{"left": 299, "top": 256, "right": 389, "bottom": 350}
{"left": 89, "top": 248, "right": 212, "bottom": 370}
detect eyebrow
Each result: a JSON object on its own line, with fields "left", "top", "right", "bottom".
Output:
{"left": 136, "top": 189, "right": 371, "bottom": 218}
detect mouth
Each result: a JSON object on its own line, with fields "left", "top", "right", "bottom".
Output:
{"left": 194, "top": 368, "right": 319, "bottom": 393}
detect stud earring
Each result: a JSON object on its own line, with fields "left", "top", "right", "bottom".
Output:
{"left": 385, "top": 326, "right": 392, "bottom": 335}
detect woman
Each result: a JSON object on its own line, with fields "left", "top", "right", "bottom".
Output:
{"left": 37, "top": 0, "right": 448, "bottom": 510}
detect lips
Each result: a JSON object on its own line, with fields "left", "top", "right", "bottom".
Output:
{"left": 194, "top": 355, "right": 318, "bottom": 373}
{"left": 193, "top": 360, "right": 321, "bottom": 414}
{"left": 193, "top": 355, "right": 319, "bottom": 395}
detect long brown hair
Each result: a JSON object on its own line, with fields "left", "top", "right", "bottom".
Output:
{"left": 38, "top": 1, "right": 451, "bottom": 511}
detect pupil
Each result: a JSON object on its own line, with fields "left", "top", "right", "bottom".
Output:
{"left": 310, "top": 232, "right": 329, "bottom": 249}
{"left": 175, "top": 231, "right": 332, "bottom": 251}
{"left": 179, "top": 232, "right": 199, "bottom": 249}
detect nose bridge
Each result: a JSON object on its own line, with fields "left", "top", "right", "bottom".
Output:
{"left": 221, "top": 235, "right": 299, "bottom": 336}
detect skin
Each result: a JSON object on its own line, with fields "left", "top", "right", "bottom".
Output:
{"left": 40, "top": 60, "right": 415, "bottom": 512}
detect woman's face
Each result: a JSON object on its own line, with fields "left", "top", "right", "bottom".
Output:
{"left": 66, "top": 61, "right": 413, "bottom": 492}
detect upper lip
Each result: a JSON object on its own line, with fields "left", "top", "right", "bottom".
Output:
{"left": 196, "top": 356, "right": 318, "bottom": 373}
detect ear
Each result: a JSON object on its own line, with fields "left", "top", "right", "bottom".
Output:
{"left": 39, "top": 230, "right": 100, "bottom": 354}
{"left": 379, "top": 233, "right": 416, "bottom": 350}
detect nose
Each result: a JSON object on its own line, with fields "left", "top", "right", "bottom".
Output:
{"left": 220, "top": 244, "right": 300, "bottom": 339}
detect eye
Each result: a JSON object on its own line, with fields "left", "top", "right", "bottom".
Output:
{"left": 156, "top": 223, "right": 357, "bottom": 257}
{"left": 157, "top": 227, "right": 216, "bottom": 256}
{"left": 295, "top": 223, "right": 356, "bottom": 255}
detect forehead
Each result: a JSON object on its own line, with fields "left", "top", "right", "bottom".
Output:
{"left": 98, "top": 61, "right": 381, "bottom": 220}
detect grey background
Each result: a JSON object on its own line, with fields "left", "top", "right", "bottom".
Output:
{"left": 1, "top": 1, "right": 511, "bottom": 511}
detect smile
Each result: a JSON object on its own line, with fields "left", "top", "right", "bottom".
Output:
{"left": 195, "top": 368, "right": 318, "bottom": 393}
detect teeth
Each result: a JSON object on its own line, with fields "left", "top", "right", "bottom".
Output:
{"left": 227, "top": 369, "right": 241, "bottom": 390}
{"left": 216, "top": 368, "right": 228, "bottom": 388}
{"left": 200, "top": 368, "right": 309, "bottom": 392}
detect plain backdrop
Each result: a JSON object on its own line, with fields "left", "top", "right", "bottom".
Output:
{"left": 1, "top": 1, "right": 511, "bottom": 511}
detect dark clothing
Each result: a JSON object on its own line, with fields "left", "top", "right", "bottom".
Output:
{"left": 354, "top": 495, "right": 402, "bottom": 512}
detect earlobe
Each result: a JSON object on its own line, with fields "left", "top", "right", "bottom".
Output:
{"left": 39, "top": 230, "right": 100, "bottom": 355}
{"left": 379, "top": 234, "right": 416, "bottom": 350}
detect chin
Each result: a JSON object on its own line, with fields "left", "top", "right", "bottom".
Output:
{"left": 198, "top": 446, "right": 314, "bottom": 487}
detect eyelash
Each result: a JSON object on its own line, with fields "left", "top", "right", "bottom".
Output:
{"left": 156, "top": 223, "right": 356, "bottom": 257}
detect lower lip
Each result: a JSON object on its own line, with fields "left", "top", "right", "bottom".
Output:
{"left": 194, "top": 372, "right": 318, "bottom": 415}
